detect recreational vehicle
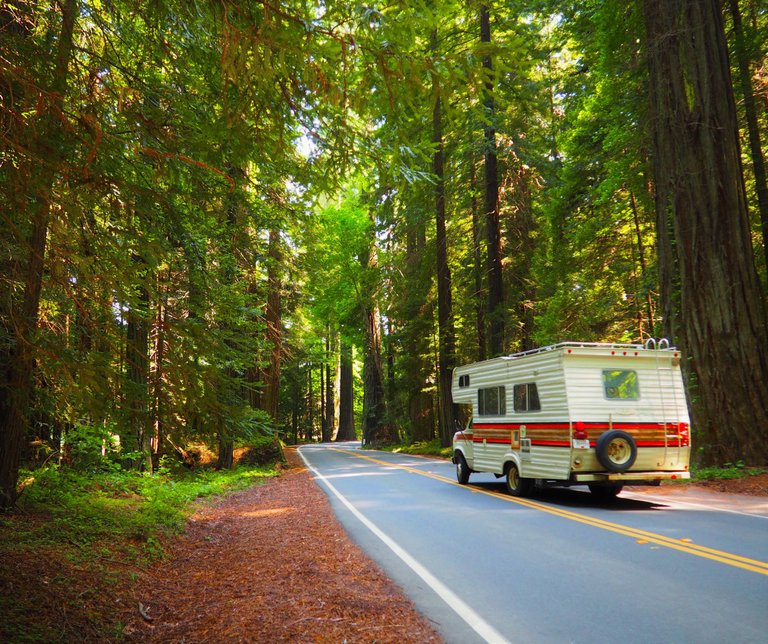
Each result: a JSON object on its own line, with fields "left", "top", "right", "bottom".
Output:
{"left": 451, "top": 341, "right": 691, "bottom": 499}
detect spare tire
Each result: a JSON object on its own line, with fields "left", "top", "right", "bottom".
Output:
{"left": 595, "top": 430, "right": 637, "bottom": 473}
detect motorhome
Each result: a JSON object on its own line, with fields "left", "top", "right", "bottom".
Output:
{"left": 451, "top": 341, "right": 691, "bottom": 499}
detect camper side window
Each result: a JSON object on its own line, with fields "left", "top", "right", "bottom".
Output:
{"left": 602, "top": 370, "right": 639, "bottom": 400}
{"left": 478, "top": 386, "right": 506, "bottom": 416}
{"left": 514, "top": 383, "right": 541, "bottom": 412}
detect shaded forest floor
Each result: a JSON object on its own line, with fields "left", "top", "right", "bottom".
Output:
{"left": 2, "top": 448, "right": 766, "bottom": 643}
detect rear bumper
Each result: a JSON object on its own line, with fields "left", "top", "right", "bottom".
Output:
{"left": 572, "top": 471, "right": 691, "bottom": 483}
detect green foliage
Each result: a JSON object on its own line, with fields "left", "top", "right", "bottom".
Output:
{"left": 15, "top": 462, "right": 277, "bottom": 553}
{"left": 2, "top": 460, "right": 278, "bottom": 642}
{"left": 3, "top": 0, "right": 764, "bottom": 494}
{"left": 533, "top": 0, "right": 657, "bottom": 346}
{"left": 385, "top": 439, "right": 453, "bottom": 459}
{"left": 692, "top": 462, "right": 766, "bottom": 482}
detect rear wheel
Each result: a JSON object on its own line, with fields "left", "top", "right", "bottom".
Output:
{"left": 588, "top": 484, "right": 623, "bottom": 501}
{"left": 455, "top": 453, "right": 471, "bottom": 484}
{"left": 504, "top": 463, "right": 534, "bottom": 497}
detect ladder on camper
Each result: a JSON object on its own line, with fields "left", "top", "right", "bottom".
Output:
{"left": 645, "top": 338, "right": 681, "bottom": 458}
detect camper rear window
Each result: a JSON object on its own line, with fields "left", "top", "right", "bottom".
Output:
{"left": 514, "top": 383, "right": 541, "bottom": 412}
{"left": 602, "top": 370, "right": 639, "bottom": 400}
{"left": 478, "top": 386, "right": 506, "bottom": 416}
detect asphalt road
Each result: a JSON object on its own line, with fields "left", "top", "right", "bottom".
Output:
{"left": 299, "top": 443, "right": 768, "bottom": 644}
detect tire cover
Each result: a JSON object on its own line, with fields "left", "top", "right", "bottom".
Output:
{"left": 595, "top": 430, "right": 637, "bottom": 473}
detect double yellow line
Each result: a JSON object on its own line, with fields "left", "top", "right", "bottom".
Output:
{"left": 333, "top": 448, "right": 768, "bottom": 577}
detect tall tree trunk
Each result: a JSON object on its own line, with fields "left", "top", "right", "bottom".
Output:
{"left": 362, "top": 304, "right": 390, "bottom": 446}
{"left": 470, "top": 165, "right": 487, "bottom": 361}
{"left": 263, "top": 228, "right": 282, "bottom": 420}
{"left": 0, "top": 0, "right": 77, "bottom": 508}
{"left": 432, "top": 29, "right": 456, "bottom": 447}
{"left": 645, "top": 0, "right": 768, "bottom": 464}
{"left": 308, "top": 365, "right": 314, "bottom": 441}
{"left": 151, "top": 272, "right": 168, "bottom": 468}
{"left": 217, "top": 399, "right": 234, "bottom": 470}
{"left": 398, "top": 165, "right": 433, "bottom": 443}
{"left": 291, "top": 371, "right": 300, "bottom": 444}
{"left": 402, "top": 192, "right": 434, "bottom": 443}
{"left": 320, "top": 350, "right": 329, "bottom": 442}
{"left": 323, "top": 330, "right": 335, "bottom": 442}
{"left": 361, "top": 227, "right": 394, "bottom": 446}
{"left": 505, "top": 164, "right": 536, "bottom": 352}
{"left": 728, "top": 0, "right": 768, "bottom": 275}
{"left": 480, "top": 5, "right": 504, "bottom": 356}
{"left": 335, "top": 340, "right": 356, "bottom": 441}
{"left": 216, "top": 164, "right": 247, "bottom": 469}
{"left": 629, "top": 190, "right": 656, "bottom": 338}
{"left": 125, "top": 255, "right": 151, "bottom": 471}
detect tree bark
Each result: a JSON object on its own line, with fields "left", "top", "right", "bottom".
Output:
{"left": 125, "top": 257, "right": 151, "bottom": 471}
{"left": 0, "top": 0, "right": 77, "bottom": 508}
{"left": 320, "top": 347, "right": 329, "bottom": 442}
{"left": 470, "top": 165, "right": 487, "bottom": 361}
{"left": 629, "top": 190, "right": 656, "bottom": 338}
{"left": 362, "top": 304, "right": 390, "bottom": 446}
{"left": 323, "top": 330, "right": 336, "bottom": 442}
{"left": 263, "top": 228, "right": 283, "bottom": 420}
{"left": 728, "top": 0, "right": 768, "bottom": 275}
{"left": 360, "top": 225, "right": 394, "bottom": 446}
{"left": 645, "top": 0, "right": 768, "bottom": 464}
{"left": 481, "top": 5, "right": 504, "bottom": 357}
{"left": 308, "top": 365, "right": 314, "bottom": 441}
{"left": 432, "top": 29, "right": 456, "bottom": 447}
{"left": 505, "top": 164, "right": 536, "bottom": 352}
{"left": 335, "top": 340, "right": 356, "bottom": 441}
{"left": 402, "top": 190, "right": 434, "bottom": 443}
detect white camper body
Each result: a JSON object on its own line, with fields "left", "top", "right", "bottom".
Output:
{"left": 451, "top": 341, "right": 691, "bottom": 498}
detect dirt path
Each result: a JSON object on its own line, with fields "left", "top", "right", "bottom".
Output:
{"left": 124, "top": 449, "right": 442, "bottom": 642}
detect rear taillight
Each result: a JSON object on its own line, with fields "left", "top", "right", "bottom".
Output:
{"left": 678, "top": 422, "right": 689, "bottom": 446}
{"left": 573, "top": 421, "right": 588, "bottom": 441}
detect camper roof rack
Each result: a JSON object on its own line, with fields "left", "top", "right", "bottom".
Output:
{"left": 502, "top": 340, "right": 676, "bottom": 360}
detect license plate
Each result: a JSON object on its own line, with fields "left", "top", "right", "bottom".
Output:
{"left": 572, "top": 439, "right": 590, "bottom": 449}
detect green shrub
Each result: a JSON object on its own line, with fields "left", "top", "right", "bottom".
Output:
{"left": 15, "top": 461, "right": 278, "bottom": 558}
{"left": 692, "top": 462, "right": 766, "bottom": 481}
{"left": 385, "top": 439, "right": 453, "bottom": 459}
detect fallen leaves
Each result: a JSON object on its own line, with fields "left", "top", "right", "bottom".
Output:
{"left": 125, "top": 449, "right": 442, "bottom": 642}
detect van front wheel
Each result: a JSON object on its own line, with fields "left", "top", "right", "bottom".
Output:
{"left": 504, "top": 463, "right": 533, "bottom": 497}
{"left": 456, "top": 453, "right": 471, "bottom": 485}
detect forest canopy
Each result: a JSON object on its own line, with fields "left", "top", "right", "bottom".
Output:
{"left": 1, "top": 0, "right": 767, "bottom": 508}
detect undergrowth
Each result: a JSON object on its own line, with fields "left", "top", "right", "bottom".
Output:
{"left": 385, "top": 439, "right": 453, "bottom": 459}
{"left": 692, "top": 462, "right": 766, "bottom": 481}
{"left": 0, "top": 461, "right": 278, "bottom": 642}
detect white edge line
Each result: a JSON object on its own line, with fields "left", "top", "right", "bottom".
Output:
{"left": 298, "top": 447, "right": 510, "bottom": 644}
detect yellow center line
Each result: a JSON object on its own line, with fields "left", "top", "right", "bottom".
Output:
{"left": 331, "top": 448, "right": 768, "bottom": 576}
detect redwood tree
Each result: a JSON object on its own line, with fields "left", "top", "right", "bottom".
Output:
{"left": 432, "top": 28, "right": 457, "bottom": 447}
{"left": 335, "top": 340, "right": 356, "bottom": 441}
{"left": 0, "top": 0, "right": 78, "bottom": 508}
{"left": 480, "top": 4, "right": 505, "bottom": 357}
{"left": 645, "top": 0, "right": 768, "bottom": 464}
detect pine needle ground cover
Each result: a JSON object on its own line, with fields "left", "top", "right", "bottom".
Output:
{"left": 0, "top": 463, "right": 277, "bottom": 642}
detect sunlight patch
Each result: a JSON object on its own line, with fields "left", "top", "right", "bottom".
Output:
{"left": 240, "top": 508, "right": 294, "bottom": 519}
